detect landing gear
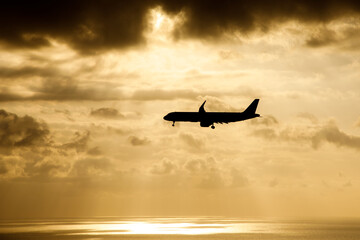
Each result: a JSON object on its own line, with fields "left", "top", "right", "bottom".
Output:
{"left": 172, "top": 121, "right": 175, "bottom": 127}
{"left": 211, "top": 125, "right": 215, "bottom": 129}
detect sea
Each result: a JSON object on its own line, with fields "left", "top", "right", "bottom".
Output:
{"left": 0, "top": 217, "right": 359, "bottom": 240}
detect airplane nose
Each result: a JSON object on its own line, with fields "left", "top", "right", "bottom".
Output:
{"left": 163, "top": 115, "right": 168, "bottom": 120}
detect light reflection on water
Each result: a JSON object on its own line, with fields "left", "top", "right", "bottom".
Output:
{"left": 0, "top": 217, "right": 360, "bottom": 239}
{"left": 0, "top": 217, "right": 275, "bottom": 235}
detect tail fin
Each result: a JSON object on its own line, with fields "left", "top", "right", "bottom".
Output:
{"left": 199, "top": 100, "right": 206, "bottom": 113}
{"left": 243, "top": 99, "right": 259, "bottom": 114}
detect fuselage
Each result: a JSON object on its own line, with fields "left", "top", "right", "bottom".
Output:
{"left": 163, "top": 99, "right": 260, "bottom": 128}
{"left": 163, "top": 112, "right": 260, "bottom": 123}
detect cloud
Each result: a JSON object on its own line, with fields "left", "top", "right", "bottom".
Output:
{"left": 0, "top": 161, "right": 8, "bottom": 175}
{"left": 0, "top": 78, "right": 123, "bottom": 102}
{"left": 22, "top": 153, "right": 72, "bottom": 178}
{"left": 70, "top": 157, "right": 113, "bottom": 177}
{"left": 200, "top": 96, "right": 240, "bottom": 111}
{"left": 131, "top": 88, "right": 202, "bottom": 101}
{"left": 179, "top": 132, "right": 205, "bottom": 150}
{"left": 305, "top": 28, "right": 338, "bottom": 48}
{"left": 198, "top": 170, "right": 225, "bottom": 189}
{"left": 0, "top": 109, "right": 49, "bottom": 149}
{"left": 0, "top": 86, "right": 197, "bottom": 102}
{"left": 0, "top": 109, "right": 108, "bottom": 180}
{"left": 61, "top": 131, "right": 90, "bottom": 152}
{"left": 131, "top": 88, "right": 258, "bottom": 101}
{"left": 0, "top": 79, "right": 259, "bottom": 102}
{"left": 311, "top": 123, "right": 360, "bottom": 150}
{"left": 185, "top": 159, "right": 205, "bottom": 173}
{"left": 354, "top": 117, "right": 360, "bottom": 128}
{"left": 2, "top": 1, "right": 360, "bottom": 53}
{"left": 90, "top": 108, "right": 124, "bottom": 119}
{"left": 87, "top": 146, "right": 102, "bottom": 156}
{"left": 304, "top": 25, "right": 360, "bottom": 50}
{"left": 252, "top": 120, "right": 360, "bottom": 151}
{"left": 30, "top": 78, "right": 122, "bottom": 101}
{"left": 0, "top": 66, "right": 57, "bottom": 79}
{"left": 252, "top": 128, "right": 277, "bottom": 140}
{"left": 249, "top": 115, "right": 278, "bottom": 126}
{"left": 161, "top": 0, "right": 360, "bottom": 39}
{"left": 297, "top": 112, "right": 319, "bottom": 124}
{"left": 0, "top": 0, "right": 153, "bottom": 54}
{"left": 150, "top": 160, "right": 176, "bottom": 175}
{"left": 0, "top": 91, "right": 26, "bottom": 102}
{"left": 128, "top": 136, "right": 150, "bottom": 146}
{"left": 184, "top": 158, "right": 228, "bottom": 189}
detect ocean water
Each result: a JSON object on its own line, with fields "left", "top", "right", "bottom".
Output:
{"left": 0, "top": 217, "right": 359, "bottom": 240}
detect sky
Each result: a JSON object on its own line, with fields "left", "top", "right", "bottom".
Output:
{"left": 1, "top": 0, "right": 360, "bottom": 220}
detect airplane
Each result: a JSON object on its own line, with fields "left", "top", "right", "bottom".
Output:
{"left": 163, "top": 99, "right": 260, "bottom": 129}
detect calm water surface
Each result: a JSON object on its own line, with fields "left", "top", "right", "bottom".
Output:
{"left": 0, "top": 217, "right": 359, "bottom": 240}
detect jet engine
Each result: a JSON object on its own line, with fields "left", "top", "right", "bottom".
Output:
{"left": 200, "top": 120, "right": 213, "bottom": 127}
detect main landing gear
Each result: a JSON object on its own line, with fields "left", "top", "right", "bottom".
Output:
{"left": 172, "top": 121, "right": 175, "bottom": 127}
{"left": 211, "top": 124, "right": 215, "bottom": 129}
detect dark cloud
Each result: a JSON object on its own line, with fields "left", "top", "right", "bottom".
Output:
{"left": 252, "top": 121, "right": 360, "bottom": 151}
{"left": 0, "top": 86, "right": 197, "bottom": 102}
{"left": 312, "top": 123, "right": 360, "bottom": 150}
{"left": 90, "top": 108, "right": 124, "bottom": 119}
{"left": 305, "top": 25, "right": 360, "bottom": 50}
{"left": 0, "top": 81, "right": 257, "bottom": 102}
{"left": 30, "top": 78, "right": 122, "bottom": 101}
{"left": 0, "top": 161, "right": 8, "bottom": 175}
{"left": 2, "top": 1, "right": 360, "bottom": 53}
{"left": 0, "top": 0, "right": 153, "bottom": 54}
{"left": 0, "top": 91, "right": 26, "bottom": 102}
{"left": 87, "top": 146, "right": 102, "bottom": 156}
{"left": 0, "top": 66, "right": 57, "bottom": 79}
{"left": 164, "top": 0, "right": 360, "bottom": 39}
{"left": 61, "top": 131, "right": 90, "bottom": 152}
{"left": 128, "top": 136, "right": 150, "bottom": 146}
{"left": 305, "top": 28, "right": 338, "bottom": 48}
{"left": 0, "top": 78, "right": 123, "bottom": 102}
{"left": 0, "top": 109, "right": 49, "bottom": 149}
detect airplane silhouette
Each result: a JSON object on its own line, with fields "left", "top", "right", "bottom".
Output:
{"left": 163, "top": 99, "right": 260, "bottom": 129}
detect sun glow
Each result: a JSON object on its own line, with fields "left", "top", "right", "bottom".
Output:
{"left": 154, "top": 11, "right": 164, "bottom": 30}
{"left": 146, "top": 7, "right": 184, "bottom": 40}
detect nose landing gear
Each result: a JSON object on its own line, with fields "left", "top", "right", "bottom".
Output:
{"left": 172, "top": 121, "right": 175, "bottom": 127}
